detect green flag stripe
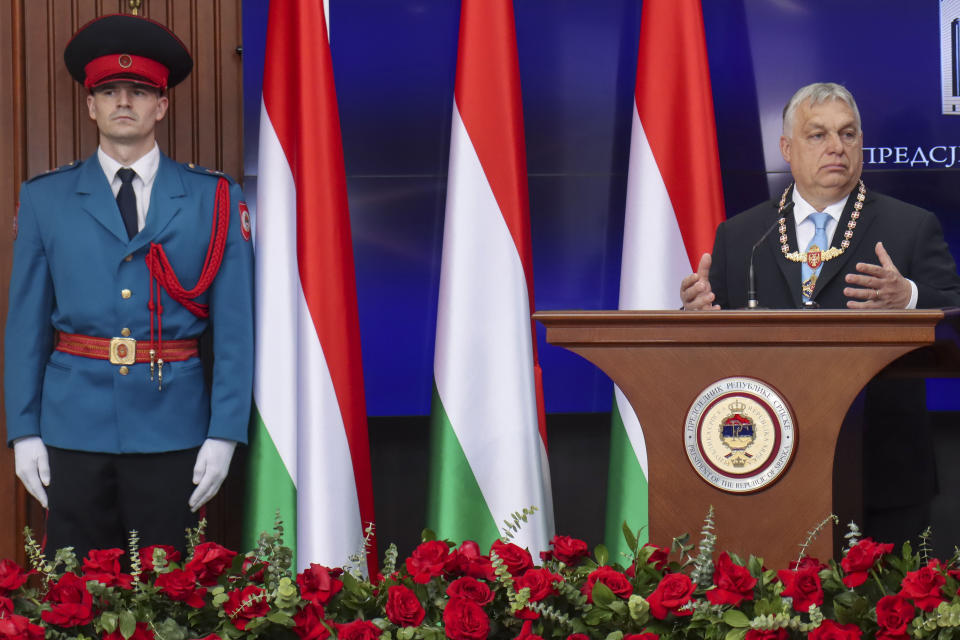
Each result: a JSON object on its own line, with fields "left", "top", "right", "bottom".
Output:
{"left": 427, "top": 384, "right": 500, "bottom": 547}
{"left": 243, "top": 405, "right": 298, "bottom": 565}
{"left": 604, "top": 397, "right": 649, "bottom": 560}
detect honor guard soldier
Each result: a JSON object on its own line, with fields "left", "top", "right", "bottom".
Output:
{"left": 4, "top": 14, "right": 254, "bottom": 559}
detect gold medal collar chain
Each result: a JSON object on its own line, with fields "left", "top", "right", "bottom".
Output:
{"left": 778, "top": 180, "right": 865, "bottom": 263}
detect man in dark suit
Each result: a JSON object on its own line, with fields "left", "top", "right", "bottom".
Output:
{"left": 4, "top": 14, "right": 253, "bottom": 558}
{"left": 681, "top": 82, "right": 960, "bottom": 544}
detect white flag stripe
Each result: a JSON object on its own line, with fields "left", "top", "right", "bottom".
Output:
{"left": 255, "top": 104, "right": 361, "bottom": 569}
{"left": 621, "top": 105, "right": 692, "bottom": 310}
{"left": 434, "top": 106, "right": 551, "bottom": 553}
{"left": 254, "top": 103, "right": 299, "bottom": 479}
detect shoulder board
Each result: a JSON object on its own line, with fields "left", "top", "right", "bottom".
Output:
{"left": 182, "top": 162, "right": 237, "bottom": 184}
{"left": 27, "top": 159, "right": 82, "bottom": 183}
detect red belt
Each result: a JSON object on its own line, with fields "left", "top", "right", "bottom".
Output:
{"left": 55, "top": 332, "right": 199, "bottom": 365}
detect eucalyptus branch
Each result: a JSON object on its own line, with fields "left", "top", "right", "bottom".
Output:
{"left": 796, "top": 515, "right": 838, "bottom": 566}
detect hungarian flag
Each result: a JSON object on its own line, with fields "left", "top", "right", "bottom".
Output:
{"left": 604, "top": 0, "right": 725, "bottom": 559}
{"left": 244, "top": 0, "right": 376, "bottom": 573}
{"left": 427, "top": 0, "right": 554, "bottom": 555}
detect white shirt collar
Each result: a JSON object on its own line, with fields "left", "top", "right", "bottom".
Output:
{"left": 791, "top": 187, "right": 848, "bottom": 226}
{"left": 97, "top": 143, "right": 160, "bottom": 185}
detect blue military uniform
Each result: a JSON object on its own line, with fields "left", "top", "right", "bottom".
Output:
{"left": 4, "top": 152, "right": 253, "bottom": 453}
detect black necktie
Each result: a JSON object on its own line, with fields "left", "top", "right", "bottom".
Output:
{"left": 116, "top": 168, "right": 138, "bottom": 240}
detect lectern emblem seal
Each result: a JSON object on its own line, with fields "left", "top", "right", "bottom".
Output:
{"left": 684, "top": 377, "right": 796, "bottom": 493}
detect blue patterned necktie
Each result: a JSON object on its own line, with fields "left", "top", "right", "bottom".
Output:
{"left": 801, "top": 212, "right": 830, "bottom": 301}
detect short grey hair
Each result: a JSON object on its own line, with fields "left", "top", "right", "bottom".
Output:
{"left": 782, "top": 82, "right": 861, "bottom": 136}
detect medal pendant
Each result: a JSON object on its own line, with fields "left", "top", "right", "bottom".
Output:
{"left": 806, "top": 246, "right": 822, "bottom": 269}
{"left": 802, "top": 274, "right": 817, "bottom": 299}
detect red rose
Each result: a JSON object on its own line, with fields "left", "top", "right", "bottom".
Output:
{"left": 406, "top": 540, "right": 451, "bottom": 584}
{"left": 624, "top": 634, "right": 659, "bottom": 640}
{"left": 193, "top": 635, "right": 222, "bottom": 640}
{"left": 103, "top": 622, "right": 155, "bottom": 640}
{"left": 445, "top": 541, "right": 495, "bottom": 581}
{"left": 706, "top": 552, "right": 756, "bottom": 606}
{"left": 745, "top": 631, "right": 788, "bottom": 640}
{"left": 899, "top": 563, "right": 946, "bottom": 612}
{"left": 582, "top": 566, "right": 633, "bottom": 603}
{"left": 647, "top": 573, "right": 695, "bottom": 619}
{"left": 386, "top": 585, "right": 426, "bottom": 627}
{"left": 155, "top": 568, "right": 207, "bottom": 608}
{"left": 789, "top": 557, "right": 828, "bottom": 573}
{"left": 546, "top": 536, "right": 589, "bottom": 565}
{"left": 490, "top": 540, "right": 534, "bottom": 576}
{"left": 82, "top": 549, "right": 133, "bottom": 589}
{"left": 875, "top": 594, "right": 915, "bottom": 640}
{"left": 0, "top": 559, "right": 28, "bottom": 594}
{"left": 443, "top": 597, "right": 490, "bottom": 640}
{"left": 777, "top": 565, "right": 823, "bottom": 613}
{"left": 841, "top": 538, "right": 894, "bottom": 588}
{"left": 293, "top": 602, "right": 331, "bottom": 640}
{"left": 297, "top": 564, "right": 344, "bottom": 605}
{"left": 807, "top": 620, "right": 861, "bottom": 640}
{"left": 335, "top": 620, "right": 381, "bottom": 640}
{"left": 515, "top": 568, "right": 561, "bottom": 602}
{"left": 242, "top": 557, "right": 269, "bottom": 583}
{"left": 513, "top": 620, "right": 544, "bottom": 640}
{"left": 567, "top": 635, "right": 590, "bottom": 640}
{"left": 0, "top": 596, "right": 11, "bottom": 616}
{"left": 447, "top": 576, "right": 494, "bottom": 605}
{"left": 41, "top": 572, "right": 95, "bottom": 627}
{"left": 185, "top": 542, "right": 237, "bottom": 586}
{"left": 224, "top": 585, "right": 269, "bottom": 630}
{"left": 0, "top": 614, "right": 44, "bottom": 640}
{"left": 643, "top": 544, "right": 669, "bottom": 571}
{"left": 139, "top": 545, "right": 181, "bottom": 573}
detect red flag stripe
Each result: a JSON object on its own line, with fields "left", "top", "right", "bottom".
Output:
{"left": 635, "top": 0, "right": 725, "bottom": 267}
{"left": 262, "top": 0, "right": 376, "bottom": 568}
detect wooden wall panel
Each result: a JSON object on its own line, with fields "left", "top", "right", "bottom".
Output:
{"left": 0, "top": 0, "right": 244, "bottom": 562}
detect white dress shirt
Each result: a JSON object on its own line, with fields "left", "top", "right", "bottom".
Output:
{"left": 97, "top": 143, "right": 160, "bottom": 233}
{"left": 791, "top": 187, "right": 917, "bottom": 308}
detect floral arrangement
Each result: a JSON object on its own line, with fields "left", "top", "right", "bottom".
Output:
{"left": 3, "top": 510, "right": 960, "bottom": 640}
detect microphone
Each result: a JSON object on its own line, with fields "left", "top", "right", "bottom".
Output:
{"left": 745, "top": 201, "right": 793, "bottom": 309}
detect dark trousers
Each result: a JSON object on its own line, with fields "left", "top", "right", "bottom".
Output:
{"left": 45, "top": 447, "right": 199, "bottom": 561}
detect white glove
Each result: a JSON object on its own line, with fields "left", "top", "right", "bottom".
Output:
{"left": 13, "top": 436, "right": 50, "bottom": 509}
{"left": 189, "top": 438, "right": 237, "bottom": 512}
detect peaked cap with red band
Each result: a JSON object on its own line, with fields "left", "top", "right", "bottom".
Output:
{"left": 64, "top": 14, "right": 192, "bottom": 91}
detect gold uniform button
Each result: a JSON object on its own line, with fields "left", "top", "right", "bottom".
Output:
{"left": 118, "top": 366, "right": 129, "bottom": 375}
{"left": 121, "top": 289, "right": 132, "bottom": 299}
{"left": 120, "top": 328, "right": 131, "bottom": 337}
{"left": 124, "top": 254, "right": 133, "bottom": 262}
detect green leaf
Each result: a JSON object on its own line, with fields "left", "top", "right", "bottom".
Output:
{"left": 100, "top": 612, "right": 119, "bottom": 634}
{"left": 583, "top": 608, "right": 614, "bottom": 626}
{"left": 212, "top": 592, "right": 230, "bottom": 606}
{"left": 267, "top": 612, "right": 295, "bottom": 626}
{"left": 621, "top": 523, "right": 638, "bottom": 555}
{"left": 421, "top": 529, "right": 437, "bottom": 542}
{"left": 397, "top": 627, "right": 415, "bottom": 640}
{"left": 119, "top": 611, "right": 137, "bottom": 639}
{"left": 594, "top": 544, "right": 610, "bottom": 567}
{"left": 722, "top": 610, "right": 751, "bottom": 628}
{"left": 609, "top": 600, "right": 628, "bottom": 616}
{"left": 604, "top": 631, "right": 624, "bottom": 640}
{"left": 591, "top": 581, "right": 617, "bottom": 608}
{"left": 725, "top": 628, "right": 748, "bottom": 640}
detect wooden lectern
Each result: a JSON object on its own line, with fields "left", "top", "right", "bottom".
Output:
{"left": 534, "top": 309, "right": 960, "bottom": 569}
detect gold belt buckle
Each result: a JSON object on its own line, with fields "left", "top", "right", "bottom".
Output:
{"left": 109, "top": 337, "right": 136, "bottom": 365}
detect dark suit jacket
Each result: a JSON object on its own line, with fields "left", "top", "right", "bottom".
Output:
{"left": 708, "top": 186, "right": 960, "bottom": 508}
